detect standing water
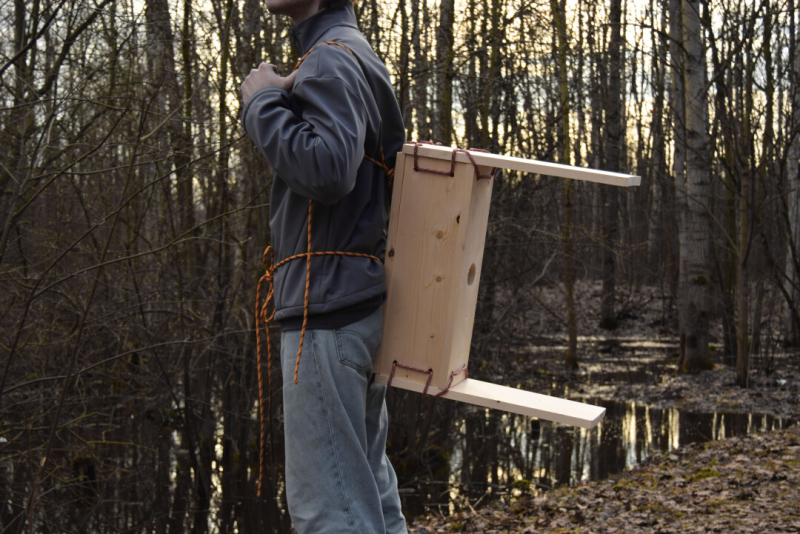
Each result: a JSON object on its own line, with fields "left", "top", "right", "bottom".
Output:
{"left": 396, "top": 338, "right": 796, "bottom": 516}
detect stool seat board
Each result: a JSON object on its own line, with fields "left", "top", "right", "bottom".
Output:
{"left": 374, "top": 375, "right": 605, "bottom": 429}
{"left": 376, "top": 151, "right": 491, "bottom": 390}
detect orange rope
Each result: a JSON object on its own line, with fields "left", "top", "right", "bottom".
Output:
{"left": 296, "top": 201, "right": 313, "bottom": 384}
{"left": 254, "top": 247, "right": 275, "bottom": 498}
{"left": 364, "top": 148, "right": 394, "bottom": 189}
{"left": 255, "top": 203, "right": 383, "bottom": 496}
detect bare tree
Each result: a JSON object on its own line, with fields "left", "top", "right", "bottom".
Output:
{"left": 600, "top": 0, "right": 622, "bottom": 331}
{"left": 678, "top": 0, "right": 713, "bottom": 371}
{"left": 786, "top": 1, "right": 800, "bottom": 345}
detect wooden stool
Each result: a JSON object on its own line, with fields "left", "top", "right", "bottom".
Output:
{"left": 374, "top": 143, "right": 640, "bottom": 429}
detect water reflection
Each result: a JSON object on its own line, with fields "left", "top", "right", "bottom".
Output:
{"left": 401, "top": 399, "right": 794, "bottom": 515}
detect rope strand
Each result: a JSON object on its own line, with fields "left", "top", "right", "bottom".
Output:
{"left": 295, "top": 201, "right": 313, "bottom": 384}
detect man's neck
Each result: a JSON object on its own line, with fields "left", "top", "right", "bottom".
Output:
{"left": 267, "top": 0, "right": 324, "bottom": 25}
{"left": 290, "top": 1, "right": 323, "bottom": 24}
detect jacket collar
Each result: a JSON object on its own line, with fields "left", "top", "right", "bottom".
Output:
{"left": 291, "top": 3, "right": 359, "bottom": 56}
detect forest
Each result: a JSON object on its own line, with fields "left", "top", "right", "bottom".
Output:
{"left": 0, "top": 0, "right": 798, "bottom": 530}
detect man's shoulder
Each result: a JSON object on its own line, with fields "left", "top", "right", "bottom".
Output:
{"left": 294, "top": 32, "right": 378, "bottom": 92}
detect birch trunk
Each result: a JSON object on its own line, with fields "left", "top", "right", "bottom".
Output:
{"left": 679, "top": 0, "right": 712, "bottom": 371}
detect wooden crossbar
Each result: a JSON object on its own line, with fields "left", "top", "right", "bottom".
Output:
{"left": 375, "top": 374, "right": 605, "bottom": 429}
{"left": 402, "top": 143, "right": 641, "bottom": 188}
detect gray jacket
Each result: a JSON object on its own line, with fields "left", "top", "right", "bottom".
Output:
{"left": 242, "top": 3, "right": 405, "bottom": 324}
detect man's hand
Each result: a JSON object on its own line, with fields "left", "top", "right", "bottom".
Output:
{"left": 241, "top": 63, "right": 298, "bottom": 102}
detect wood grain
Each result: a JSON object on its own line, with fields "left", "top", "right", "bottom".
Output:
{"left": 377, "top": 151, "right": 477, "bottom": 390}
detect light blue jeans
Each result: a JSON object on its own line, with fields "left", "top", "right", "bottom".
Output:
{"left": 280, "top": 307, "right": 407, "bottom": 534}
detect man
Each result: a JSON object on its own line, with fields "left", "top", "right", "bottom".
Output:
{"left": 240, "top": 0, "right": 407, "bottom": 532}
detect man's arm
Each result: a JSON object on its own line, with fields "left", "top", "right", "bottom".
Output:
{"left": 241, "top": 53, "right": 368, "bottom": 205}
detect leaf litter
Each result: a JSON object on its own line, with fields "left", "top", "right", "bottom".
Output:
{"left": 408, "top": 425, "right": 800, "bottom": 533}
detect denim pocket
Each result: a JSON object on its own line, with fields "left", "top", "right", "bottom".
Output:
{"left": 335, "top": 326, "right": 382, "bottom": 373}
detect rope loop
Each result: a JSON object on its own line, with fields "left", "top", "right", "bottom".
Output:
{"left": 387, "top": 360, "right": 469, "bottom": 398}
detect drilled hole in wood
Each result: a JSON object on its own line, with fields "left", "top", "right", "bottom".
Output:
{"left": 467, "top": 263, "right": 476, "bottom": 285}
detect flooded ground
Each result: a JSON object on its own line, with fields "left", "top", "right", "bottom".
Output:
{"left": 396, "top": 338, "right": 798, "bottom": 517}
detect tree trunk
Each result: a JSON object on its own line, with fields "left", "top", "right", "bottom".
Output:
{"left": 434, "top": 0, "right": 454, "bottom": 145}
{"left": 669, "top": 0, "right": 686, "bottom": 364}
{"left": 587, "top": 0, "right": 604, "bottom": 270}
{"left": 680, "top": 0, "right": 712, "bottom": 371}
{"left": 550, "top": 0, "right": 578, "bottom": 368}
{"left": 600, "top": 0, "right": 622, "bottom": 331}
{"left": 398, "top": 0, "right": 412, "bottom": 140}
{"left": 735, "top": 13, "right": 758, "bottom": 387}
{"left": 736, "top": 136, "right": 751, "bottom": 386}
{"left": 464, "top": 0, "right": 478, "bottom": 146}
{"left": 786, "top": 0, "right": 800, "bottom": 345}
{"left": 647, "top": 0, "right": 668, "bottom": 280}
{"left": 411, "top": 0, "right": 428, "bottom": 140}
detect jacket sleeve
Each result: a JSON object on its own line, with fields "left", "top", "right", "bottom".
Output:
{"left": 242, "top": 70, "right": 368, "bottom": 205}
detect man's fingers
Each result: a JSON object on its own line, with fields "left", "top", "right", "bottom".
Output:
{"left": 259, "top": 62, "right": 277, "bottom": 73}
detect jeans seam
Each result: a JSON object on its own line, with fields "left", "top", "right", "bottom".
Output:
{"left": 312, "top": 330, "right": 363, "bottom": 534}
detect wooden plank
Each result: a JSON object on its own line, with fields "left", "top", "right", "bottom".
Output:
{"left": 375, "top": 375, "right": 605, "bottom": 429}
{"left": 448, "top": 168, "right": 493, "bottom": 380}
{"left": 377, "top": 152, "right": 476, "bottom": 390}
{"left": 401, "top": 143, "right": 641, "bottom": 188}
{"left": 375, "top": 153, "right": 408, "bottom": 378}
